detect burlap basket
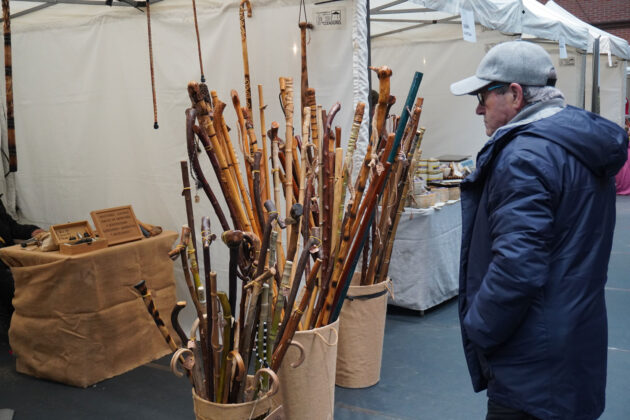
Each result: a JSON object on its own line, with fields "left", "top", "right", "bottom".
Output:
{"left": 272, "top": 319, "right": 339, "bottom": 420}
{"left": 335, "top": 278, "right": 390, "bottom": 388}
{"left": 192, "top": 377, "right": 276, "bottom": 420}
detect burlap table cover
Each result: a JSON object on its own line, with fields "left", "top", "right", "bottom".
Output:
{"left": 0, "top": 231, "right": 178, "bottom": 387}
{"left": 272, "top": 319, "right": 339, "bottom": 420}
{"left": 335, "top": 279, "right": 390, "bottom": 388}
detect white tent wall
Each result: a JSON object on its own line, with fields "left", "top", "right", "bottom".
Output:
{"left": 1, "top": 0, "right": 363, "bottom": 330}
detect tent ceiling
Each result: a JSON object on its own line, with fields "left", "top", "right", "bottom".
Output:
{"left": 2, "top": 0, "right": 162, "bottom": 21}
{"left": 369, "top": 0, "right": 630, "bottom": 59}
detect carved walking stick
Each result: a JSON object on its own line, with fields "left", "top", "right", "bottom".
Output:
{"left": 239, "top": 0, "right": 253, "bottom": 111}
{"left": 280, "top": 77, "right": 295, "bottom": 242}
{"left": 370, "top": 65, "right": 393, "bottom": 143}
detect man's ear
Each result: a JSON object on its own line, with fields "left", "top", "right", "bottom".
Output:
{"left": 508, "top": 83, "right": 525, "bottom": 110}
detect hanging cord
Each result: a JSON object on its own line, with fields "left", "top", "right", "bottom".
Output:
{"left": 298, "top": 0, "right": 308, "bottom": 24}
{"left": 191, "top": 0, "right": 205, "bottom": 82}
{"left": 145, "top": 0, "right": 159, "bottom": 129}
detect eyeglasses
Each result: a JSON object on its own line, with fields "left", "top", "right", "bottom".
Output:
{"left": 476, "top": 83, "right": 508, "bottom": 106}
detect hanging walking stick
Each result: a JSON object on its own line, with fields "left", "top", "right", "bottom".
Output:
{"left": 190, "top": 0, "right": 205, "bottom": 82}
{"left": 145, "top": 0, "right": 159, "bottom": 129}
{"left": 2, "top": 0, "right": 16, "bottom": 171}
{"left": 239, "top": 0, "right": 253, "bottom": 111}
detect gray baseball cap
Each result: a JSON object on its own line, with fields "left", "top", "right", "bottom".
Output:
{"left": 450, "top": 40, "right": 557, "bottom": 96}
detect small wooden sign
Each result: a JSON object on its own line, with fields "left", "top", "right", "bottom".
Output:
{"left": 90, "top": 205, "right": 144, "bottom": 246}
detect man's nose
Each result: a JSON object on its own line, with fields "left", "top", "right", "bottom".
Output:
{"left": 476, "top": 103, "right": 485, "bottom": 115}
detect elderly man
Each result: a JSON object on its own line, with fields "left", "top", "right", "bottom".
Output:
{"left": 450, "top": 40, "right": 628, "bottom": 419}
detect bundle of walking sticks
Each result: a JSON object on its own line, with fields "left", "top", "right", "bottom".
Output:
{"left": 140, "top": 1, "right": 426, "bottom": 406}
{"left": 162, "top": 64, "right": 425, "bottom": 404}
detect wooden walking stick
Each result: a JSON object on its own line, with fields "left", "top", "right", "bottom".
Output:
{"left": 275, "top": 228, "right": 320, "bottom": 348}
{"left": 258, "top": 85, "right": 271, "bottom": 202}
{"left": 179, "top": 160, "right": 204, "bottom": 275}
{"left": 268, "top": 260, "right": 292, "bottom": 356}
{"left": 281, "top": 77, "right": 295, "bottom": 242}
{"left": 144, "top": 0, "right": 159, "bottom": 129}
{"left": 185, "top": 111, "right": 231, "bottom": 232}
{"left": 170, "top": 301, "right": 189, "bottom": 346}
{"left": 2, "top": 0, "right": 16, "bottom": 171}
{"left": 327, "top": 72, "right": 424, "bottom": 322}
{"left": 237, "top": 268, "right": 275, "bottom": 402}
{"left": 271, "top": 258, "right": 321, "bottom": 371}
{"left": 135, "top": 280, "right": 179, "bottom": 352}
{"left": 239, "top": 0, "right": 253, "bottom": 111}
{"left": 231, "top": 90, "right": 262, "bottom": 237}
{"left": 201, "top": 216, "right": 219, "bottom": 399}
{"left": 299, "top": 20, "right": 314, "bottom": 118}
{"left": 376, "top": 127, "right": 425, "bottom": 285}
{"left": 370, "top": 65, "right": 393, "bottom": 143}
{"left": 188, "top": 82, "right": 252, "bottom": 233}
{"left": 321, "top": 103, "right": 341, "bottom": 277}
{"left": 216, "top": 291, "right": 233, "bottom": 403}
{"left": 212, "top": 92, "right": 257, "bottom": 235}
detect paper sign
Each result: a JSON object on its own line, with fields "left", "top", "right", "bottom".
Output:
{"left": 460, "top": 8, "right": 476, "bottom": 43}
{"left": 91, "top": 205, "right": 143, "bottom": 246}
{"left": 313, "top": 6, "right": 346, "bottom": 30}
{"left": 559, "top": 37, "right": 568, "bottom": 59}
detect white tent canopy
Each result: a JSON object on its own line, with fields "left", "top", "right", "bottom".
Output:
{"left": 544, "top": 0, "right": 630, "bottom": 60}
{"left": 367, "top": 0, "right": 628, "bottom": 159}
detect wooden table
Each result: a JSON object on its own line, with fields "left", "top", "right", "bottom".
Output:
{"left": 0, "top": 231, "right": 179, "bottom": 387}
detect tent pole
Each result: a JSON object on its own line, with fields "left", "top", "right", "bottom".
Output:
{"left": 578, "top": 51, "right": 586, "bottom": 109}
{"left": 591, "top": 37, "right": 600, "bottom": 114}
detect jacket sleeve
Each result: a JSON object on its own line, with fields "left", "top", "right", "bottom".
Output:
{"left": 0, "top": 200, "right": 40, "bottom": 241}
{"left": 463, "top": 144, "right": 557, "bottom": 352}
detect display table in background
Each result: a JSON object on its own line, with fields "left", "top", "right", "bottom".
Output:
{"left": 0, "top": 230, "right": 178, "bottom": 387}
{"left": 387, "top": 202, "right": 461, "bottom": 311}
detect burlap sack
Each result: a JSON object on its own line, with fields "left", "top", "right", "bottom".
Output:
{"left": 272, "top": 319, "right": 339, "bottom": 420}
{"left": 1, "top": 231, "right": 179, "bottom": 387}
{"left": 335, "top": 279, "right": 390, "bottom": 388}
{"left": 192, "top": 388, "right": 274, "bottom": 420}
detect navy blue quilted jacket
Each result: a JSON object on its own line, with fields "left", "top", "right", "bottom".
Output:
{"left": 459, "top": 102, "right": 628, "bottom": 420}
